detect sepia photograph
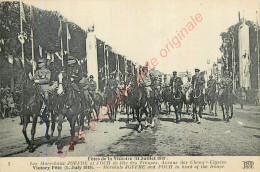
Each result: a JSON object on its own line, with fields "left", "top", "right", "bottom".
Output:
{"left": 0, "top": 0, "right": 259, "bottom": 171}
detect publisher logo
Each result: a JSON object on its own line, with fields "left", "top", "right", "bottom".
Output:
{"left": 243, "top": 161, "right": 254, "bottom": 169}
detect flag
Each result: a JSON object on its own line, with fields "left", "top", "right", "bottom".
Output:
{"left": 58, "top": 20, "right": 62, "bottom": 38}
{"left": 30, "top": 5, "right": 35, "bottom": 29}
{"left": 20, "top": 2, "right": 26, "bottom": 23}
{"left": 67, "top": 24, "right": 71, "bottom": 40}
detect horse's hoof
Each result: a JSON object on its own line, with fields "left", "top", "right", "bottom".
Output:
{"left": 197, "top": 121, "right": 201, "bottom": 124}
{"left": 19, "top": 122, "right": 23, "bottom": 125}
{"left": 45, "top": 135, "right": 50, "bottom": 140}
{"left": 137, "top": 129, "right": 141, "bottom": 133}
{"left": 29, "top": 147, "right": 34, "bottom": 153}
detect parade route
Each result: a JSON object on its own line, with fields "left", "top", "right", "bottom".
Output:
{"left": 0, "top": 104, "right": 259, "bottom": 157}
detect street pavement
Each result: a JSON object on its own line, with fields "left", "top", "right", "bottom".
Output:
{"left": 0, "top": 104, "right": 259, "bottom": 157}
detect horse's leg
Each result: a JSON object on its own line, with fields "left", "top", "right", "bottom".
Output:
{"left": 192, "top": 104, "right": 197, "bottom": 122}
{"left": 151, "top": 102, "right": 155, "bottom": 127}
{"left": 20, "top": 114, "right": 24, "bottom": 125}
{"left": 143, "top": 107, "right": 149, "bottom": 127}
{"left": 221, "top": 105, "right": 225, "bottom": 121}
{"left": 22, "top": 115, "right": 30, "bottom": 147}
{"left": 42, "top": 110, "right": 50, "bottom": 140}
{"left": 57, "top": 114, "right": 63, "bottom": 153}
{"left": 29, "top": 114, "right": 38, "bottom": 152}
{"left": 69, "top": 115, "right": 77, "bottom": 151}
{"left": 137, "top": 108, "right": 142, "bottom": 133}
{"left": 179, "top": 102, "right": 183, "bottom": 120}
{"left": 230, "top": 104, "right": 233, "bottom": 119}
{"left": 173, "top": 105, "right": 179, "bottom": 123}
{"left": 80, "top": 113, "right": 85, "bottom": 131}
{"left": 225, "top": 105, "right": 230, "bottom": 122}
{"left": 126, "top": 105, "right": 129, "bottom": 124}
{"left": 214, "top": 100, "right": 218, "bottom": 116}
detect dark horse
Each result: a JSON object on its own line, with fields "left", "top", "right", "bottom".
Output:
{"left": 206, "top": 86, "right": 218, "bottom": 116}
{"left": 169, "top": 85, "right": 185, "bottom": 123}
{"left": 218, "top": 87, "right": 234, "bottom": 122}
{"left": 127, "top": 84, "right": 149, "bottom": 132}
{"left": 55, "top": 71, "right": 83, "bottom": 153}
{"left": 103, "top": 86, "right": 118, "bottom": 122}
{"left": 191, "top": 86, "right": 204, "bottom": 124}
{"left": 21, "top": 80, "right": 55, "bottom": 152}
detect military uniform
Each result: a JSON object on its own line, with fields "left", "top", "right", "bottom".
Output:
{"left": 139, "top": 66, "right": 152, "bottom": 98}
{"left": 67, "top": 56, "right": 82, "bottom": 92}
{"left": 219, "top": 74, "right": 233, "bottom": 96}
{"left": 108, "top": 77, "right": 118, "bottom": 89}
{"left": 207, "top": 78, "right": 216, "bottom": 92}
{"left": 33, "top": 59, "right": 51, "bottom": 100}
{"left": 191, "top": 73, "right": 205, "bottom": 91}
{"left": 170, "top": 76, "right": 183, "bottom": 93}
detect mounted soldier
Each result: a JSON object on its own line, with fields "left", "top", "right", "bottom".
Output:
{"left": 107, "top": 74, "right": 118, "bottom": 91}
{"left": 206, "top": 75, "right": 216, "bottom": 96}
{"left": 170, "top": 71, "right": 183, "bottom": 94}
{"left": 191, "top": 68, "right": 205, "bottom": 123}
{"left": 218, "top": 71, "right": 234, "bottom": 121}
{"left": 218, "top": 71, "right": 233, "bottom": 97}
{"left": 140, "top": 62, "right": 152, "bottom": 98}
{"left": 191, "top": 68, "right": 205, "bottom": 93}
{"left": 206, "top": 75, "right": 218, "bottom": 116}
{"left": 33, "top": 58, "right": 51, "bottom": 117}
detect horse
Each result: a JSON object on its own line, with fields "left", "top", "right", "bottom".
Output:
{"left": 169, "top": 85, "right": 185, "bottom": 123}
{"left": 191, "top": 85, "right": 204, "bottom": 124}
{"left": 55, "top": 71, "right": 83, "bottom": 153}
{"left": 161, "top": 85, "right": 172, "bottom": 116}
{"left": 21, "top": 80, "right": 55, "bottom": 152}
{"left": 218, "top": 86, "right": 234, "bottom": 122}
{"left": 183, "top": 83, "right": 193, "bottom": 115}
{"left": 103, "top": 86, "right": 118, "bottom": 122}
{"left": 206, "top": 86, "right": 218, "bottom": 116}
{"left": 127, "top": 84, "right": 149, "bottom": 132}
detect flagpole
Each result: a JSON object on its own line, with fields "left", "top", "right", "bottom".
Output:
{"left": 60, "top": 20, "right": 64, "bottom": 66}
{"left": 30, "top": 5, "right": 35, "bottom": 76}
{"left": 124, "top": 57, "right": 127, "bottom": 82}
{"left": 116, "top": 53, "right": 119, "bottom": 80}
{"left": 66, "top": 23, "right": 70, "bottom": 54}
{"left": 256, "top": 11, "right": 260, "bottom": 104}
{"left": 20, "top": 1, "right": 25, "bottom": 67}
{"left": 104, "top": 44, "right": 107, "bottom": 85}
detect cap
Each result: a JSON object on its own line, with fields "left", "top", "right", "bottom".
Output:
{"left": 172, "top": 71, "right": 177, "bottom": 74}
{"left": 195, "top": 68, "right": 200, "bottom": 72}
{"left": 90, "top": 75, "right": 94, "bottom": 78}
{"left": 224, "top": 71, "right": 230, "bottom": 75}
{"left": 68, "top": 55, "right": 76, "bottom": 61}
{"left": 209, "top": 75, "right": 213, "bottom": 78}
{"left": 38, "top": 58, "right": 45, "bottom": 63}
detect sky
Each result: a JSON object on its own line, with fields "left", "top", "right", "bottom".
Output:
{"left": 23, "top": 0, "right": 259, "bottom": 74}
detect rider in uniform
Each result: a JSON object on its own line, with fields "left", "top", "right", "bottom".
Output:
{"left": 107, "top": 74, "right": 118, "bottom": 90}
{"left": 67, "top": 55, "right": 82, "bottom": 86}
{"left": 140, "top": 62, "right": 152, "bottom": 98}
{"left": 88, "top": 75, "right": 97, "bottom": 98}
{"left": 191, "top": 68, "right": 205, "bottom": 92}
{"left": 170, "top": 71, "right": 183, "bottom": 93}
{"left": 207, "top": 75, "right": 217, "bottom": 92}
{"left": 33, "top": 58, "right": 51, "bottom": 107}
{"left": 219, "top": 71, "right": 233, "bottom": 97}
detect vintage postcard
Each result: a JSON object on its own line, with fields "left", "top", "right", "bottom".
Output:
{"left": 0, "top": 0, "right": 259, "bottom": 171}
